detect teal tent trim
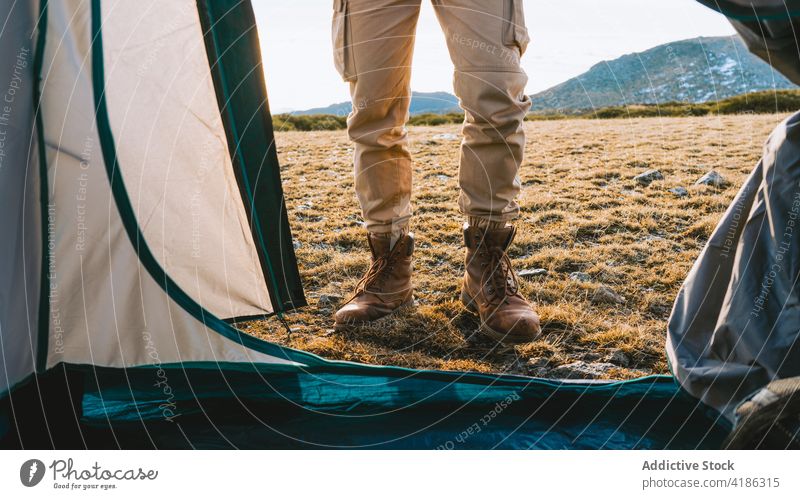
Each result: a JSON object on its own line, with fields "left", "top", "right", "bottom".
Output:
{"left": 0, "top": 362, "right": 732, "bottom": 449}
{"left": 33, "top": 0, "right": 49, "bottom": 373}
{"left": 72, "top": 363, "right": 729, "bottom": 449}
{"left": 196, "top": 0, "right": 305, "bottom": 313}
{"left": 4, "top": 357, "right": 733, "bottom": 449}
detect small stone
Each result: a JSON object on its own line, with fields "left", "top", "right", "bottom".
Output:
{"left": 570, "top": 271, "right": 591, "bottom": 282}
{"left": 695, "top": 170, "right": 729, "bottom": 188}
{"left": 591, "top": 285, "right": 626, "bottom": 305}
{"left": 647, "top": 301, "right": 670, "bottom": 316}
{"left": 606, "top": 349, "right": 631, "bottom": 368}
{"left": 293, "top": 241, "right": 303, "bottom": 250}
{"left": 433, "top": 133, "right": 459, "bottom": 141}
{"left": 527, "top": 357, "right": 551, "bottom": 377}
{"left": 551, "top": 361, "right": 617, "bottom": 379}
{"left": 527, "top": 357, "right": 549, "bottom": 368}
{"left": 318, "top": 294, "right": 343, "bottom": 308}
{"left": 669, "top": 186, "right": 689, "bottom": 197}
{"left": 518, "top": 268, "right": 548, "bottom": 279}
{"left": 633, "top": 169, "right": 663, "bottom": 186}
{"left": 435, "top": 174, "right": 451, "bottom": 181}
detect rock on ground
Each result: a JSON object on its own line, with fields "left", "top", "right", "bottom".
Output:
{"left": 527, "top": 357, "right": 551, "bottom": 377}
{"left": 518, "top": 268, "right": 548, "bottom": 279}
{"left": 606, "top": 349, "right": 631, "bottom": 368}
{"left": 695, "top": 170, "right": 729, "bottom": 188}
{"left": 433, "top": 133, "right": 459, "bottom": 141}
{"left": 633, "top": 169, "right": 664, "bottom": 186}
{"left": 318, "top": 294, "right": 343, "bottom": 308}
{"left": 570, "top": 271, "right": 592, "bottom": 282}
{"left": 591, "top": 285, "right": 626, "bottom": 305}
{"left": 550, "top": 361, "right": 618, "bottom": 379}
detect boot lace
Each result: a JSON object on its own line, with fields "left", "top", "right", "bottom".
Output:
{"left": 342, "top": 243, "right": 402, "bottom": 305}
{"left": 480, "top": 246, "right": 519, "bottom": 304}
{"left": 354, "top": 256, "right": 391, "bottom": 294}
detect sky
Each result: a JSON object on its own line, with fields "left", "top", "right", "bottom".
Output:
{"left": 252, "top": 0, "right": 736, "bottom": 112}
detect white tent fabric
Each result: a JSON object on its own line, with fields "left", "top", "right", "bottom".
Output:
{"left": 101, "top": 0, "right": 272, "bottom": 321}
{"left": 2, "top": 0, "right": 305, "bottom": 396}
{"left": 42, "top": 0, "right": 291, "bottom": 368}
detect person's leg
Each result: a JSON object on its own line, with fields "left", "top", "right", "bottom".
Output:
{"left": 331, "top": 0, "right": 422, "bottom": 329}
{"left": 433, "top": 0, "right": 540, "bottom": 343}
{"left": 333, "top": 0, "right": 422, "bottom": 239}
{"left": 432, "top": 0, "right": 531, "bottom": 226}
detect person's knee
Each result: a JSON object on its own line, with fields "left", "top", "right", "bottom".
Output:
{"left": 454, "top": 70, "right": 530, "bottom": 132}
{"left": 347, "top": 91, "right": 411, "bottom": 148}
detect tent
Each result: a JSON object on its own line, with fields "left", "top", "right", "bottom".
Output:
{"left": 1, "top": 0, "right": 730, "bottom": 449}
{"left": 669, "top": 0, "right": 800, "bottom": 424}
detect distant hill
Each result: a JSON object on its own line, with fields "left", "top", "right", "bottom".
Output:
{"left": 531, "top": 36, "right": 797, "bottom": 113}
{"left": 294, "top": 91, "right": 460, "bottom": 116}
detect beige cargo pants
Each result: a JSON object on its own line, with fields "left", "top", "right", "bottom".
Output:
{"left": 333, "top": 0, "right": 531, "bottom": 234}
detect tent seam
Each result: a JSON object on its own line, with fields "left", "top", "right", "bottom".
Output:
{"left": 33, "top": 0, "right": 50, "bottom": 373}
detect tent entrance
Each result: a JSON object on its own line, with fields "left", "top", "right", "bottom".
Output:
{"left": 0, "top": 0, "right": 733, "bottom": 450}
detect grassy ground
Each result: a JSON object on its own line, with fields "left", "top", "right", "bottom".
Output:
{"left": 244, "top": 114, "right": 786, "bottom": 379}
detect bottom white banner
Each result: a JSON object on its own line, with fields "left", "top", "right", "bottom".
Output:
{"left": 0, "top": 451, "right": 796, "bottom": 498}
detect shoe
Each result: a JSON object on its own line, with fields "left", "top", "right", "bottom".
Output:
{"left": 334, "top": 232, "right": 414, "bottom": 330}
{"left": 724, "top": 376, "right": 800, "bottom": 449}
{"left": 461, "top": 224, "right": 541, "bottom": 344}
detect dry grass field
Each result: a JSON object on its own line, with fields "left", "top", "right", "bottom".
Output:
{"left": 244, "top": 114, "right": 787, "bottom": 379}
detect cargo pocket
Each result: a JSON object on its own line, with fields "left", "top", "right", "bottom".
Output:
{"left": 502, "top": 0, "right": 530, "bottom": 56}
{"left": 332, "top": 0, "right": 356, "bottom": 81}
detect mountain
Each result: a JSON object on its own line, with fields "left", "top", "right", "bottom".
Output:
{"left": 531, "top": 36, "right": 797, "bottom": 113}
{"left": 293, "top": 91, "right": 460, "bottom": 116}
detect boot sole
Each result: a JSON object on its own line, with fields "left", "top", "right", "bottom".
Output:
{"left": 460, "top": 289, "right": 539, "bottom": 345}
{"left": 333, "top": 298, "right": 414, "bottom": 332}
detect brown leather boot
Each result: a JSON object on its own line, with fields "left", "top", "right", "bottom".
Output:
{"left": 461, "top": 225, "right": 541, "bottom": 344}
{"left": 334, "top": 232, "right": 414, "bottom": 330}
